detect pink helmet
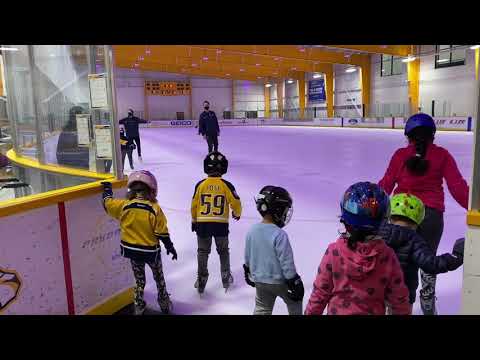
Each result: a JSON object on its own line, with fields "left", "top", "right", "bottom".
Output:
{"left": 127, "top": 170, "right": 158, "bottom": 197}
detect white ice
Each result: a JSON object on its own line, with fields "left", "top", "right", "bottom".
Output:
{"left": 132, "top": 125, "right": 472, "bottom": 315}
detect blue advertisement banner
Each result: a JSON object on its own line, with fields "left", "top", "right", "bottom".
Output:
{"left": 308, "top": 79, "right": 326, "bottom": 102}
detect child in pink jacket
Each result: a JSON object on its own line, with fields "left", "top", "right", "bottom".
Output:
{"left": 378, "top": 113, "right": 469, "bottom": 315}
{"left": 305, "top": 182, "right": 411, "bottom": 315}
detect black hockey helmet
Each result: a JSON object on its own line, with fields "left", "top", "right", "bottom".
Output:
{"left": 204, "top": 151, "right": 228, "bottom": 176}
{"left": 255, "top": 185, "right": 293, "bottom": 228}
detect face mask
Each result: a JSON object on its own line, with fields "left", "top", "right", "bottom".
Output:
{"left": 204, "top": 106, "right": 209, "bottom": 110}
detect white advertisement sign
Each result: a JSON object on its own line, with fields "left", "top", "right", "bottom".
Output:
{"left": 76, "top": 114, "right": 90, "bottom": 146}
{"left": 66, "top": 190, "right": 134, "bottom": 314}
{"left": 94, "top": 125, "right": 113, "bottom": 159}
{"left": 394, "top": 117, "right": 471, "bottom": 131}
{"left": 88, "top": 73, "right": 109, "bottom": 109}
{"left": 344, "top": 117, "right": 393, "bottom": 128}
{"left": 313, "top": 118, "right": 343, "bottom": 127}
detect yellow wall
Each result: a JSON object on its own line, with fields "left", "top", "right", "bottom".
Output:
{"left": 407, "top": 58, "right": 420, "bottom": 115}
{"left": 298, "top": 75, "right": 306, "bottom": 119}
{"left": 264, "top": 85, "right": 270, "bottom": 118}
{"left": 360, "top": 56, "right": 371, "bottom": 117}
{"left": 324, "top": 65, "right": 334, "bottom": 118}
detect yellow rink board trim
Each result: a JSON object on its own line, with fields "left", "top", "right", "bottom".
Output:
{"left": 467, "top": 211, "right": 480, "bottom": 226}
{"left": 7, "top": 149, "right": 113, "bottom": 180}
{"left": 0, "top": 178, "right": 127, "bottom": 218}
{"left": 82, "top": 287, "right": 134, "bottom": 315}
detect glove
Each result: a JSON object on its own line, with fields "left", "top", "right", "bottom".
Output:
{"left": 166, "top": 245, "right": 178, "bottom": 261}
{"left": 286, "top": 274, "right": 304, "bottom": 302}
{"left": 191, "top": 222, "right": 197, "bottom": 232}
{"left": 101, "top": 181, "right": 113, "bottom": 200}
{"left": 243, "top": 264, "right": 255, "bottom": 288}
{"left": 232, "top": 212, "right": 240, "bottom": 221}
{"left": 452, "top": 237, "right": 465, "bottom": 259}
{"left": 159, "top": 235, "right": 178, "bottom": 261}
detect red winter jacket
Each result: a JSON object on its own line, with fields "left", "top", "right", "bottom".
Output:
{"left": 305, "top": 236, "right": 411, "bottom": 315}
{"left": 379, "top": 143, "right": 469, "bottom": 212}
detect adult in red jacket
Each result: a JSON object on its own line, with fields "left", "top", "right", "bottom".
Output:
{"left": 378, "top": 113, "right": 469, "bottom": 315}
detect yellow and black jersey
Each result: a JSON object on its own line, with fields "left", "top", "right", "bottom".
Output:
{"left": 191, "top": 176, "right": 242, "bottom": 237}
{"left": 104, "top": 196, "right": 170, "bottom": 261}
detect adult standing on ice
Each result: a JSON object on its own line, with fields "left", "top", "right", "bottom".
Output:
{"left": 119, "top": 108, "right": 149, "bottom": 162}
{"left": 198, "top": 100, "right": 220, "bottom": 153}
{"left": 378, "top": 113, "right": 469, "bottom": 315}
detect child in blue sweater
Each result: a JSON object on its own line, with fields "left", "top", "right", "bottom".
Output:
{"left": 243, "top": 186, "right": 304, "bottom": 315}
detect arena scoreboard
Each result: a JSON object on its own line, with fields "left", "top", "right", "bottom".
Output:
{"left": 145, "top": 81, "right": 191, "bottom": 96}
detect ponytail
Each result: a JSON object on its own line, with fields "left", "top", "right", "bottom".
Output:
{"left": 405, "top": 127, "right": 434, "bottom": 176}
{"left": 343, "top": 224, "right": 369, "bottom": 250}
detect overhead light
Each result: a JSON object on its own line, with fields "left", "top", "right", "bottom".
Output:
{"left": 192, "top": 63, "right": 198, "bottom": 67}
{"left": 134, "top": 63, "right": 139, "bottom": 67}
{"left": 216, "top": 49, "right": 222, "bottom": 54}
{"left": 291, "top": 67, "right": 297, "bottom": 71}
{"left": 145, "top": 49, "right": 151, "bottom": 55}
{"left": 287, "top": 79, "right": 294, "bottom": 84}
{"left": 313, "top": 73, "right": 322, "bottom": 79}
{"left": 203, "top": 56, "right": 208, "bottom": 61}
{"left": 274, "top": 57, "right": 280, "bottom": 61}
{"left": 239, "top": 68, "right": 245, "bottom": 72}
{"left": 345, "top": 67, "right": 356, "bottom": 73}
{"left": 437, "top": 58, "right": 449, "bottom": 63}
{"left": 265, "top": 83, "right": 272, "bottom": 88}
{"left": 256, "top": 63, "right": 261, "bottom": 66}
{"left": 257, "top": 76, "right": 262, "bottom": 79}
{"left": 225, "top": 73, "right": 230, "bottom": 76}
{"left": 470, "top": 45, "right": 480, "bottom": 50}
{"left": 402, "top": 56, "right": 416, "bottom": 63}
{"left": 299, "top": 48, "right": 305, "bottom": 52}
{"left": 0, "top": 47, "right": 19, "bottom": 51}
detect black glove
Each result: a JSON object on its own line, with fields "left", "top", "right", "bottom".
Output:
{"left": 452, "top": 237, "right": 465, "bottom": 259}
{"left": 159, "top": 235, "right": 178, "bottom": 261}
{"left": 232, "top": 213, "right": 240, "bottom": 221}
{"left": 101, "top": 181, "right": 113, "bottom": 200}
{"left": 243, "top": 264, "right": 255, "bottom": 287}
{"left": 286, "top": 274, "right": 304, "bottom": 302}
{"left": 191, "top": 222, "right": 197, "bottom": 232}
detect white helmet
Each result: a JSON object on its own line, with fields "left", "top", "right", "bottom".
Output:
{"left": 127, "top": 170, "right": 158, "bottom": 197}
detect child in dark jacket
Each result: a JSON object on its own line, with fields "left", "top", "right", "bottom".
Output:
{"left": 380, "top": 193, "right": 464, "bottom": 307}
{"left": 120, "top": 127, "right": 135, "bottom": 171}
{"left": 305, "top": 182, "right": 411, "bottom": 315}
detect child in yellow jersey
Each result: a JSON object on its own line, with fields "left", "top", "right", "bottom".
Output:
{"left": 101, "top": 170, "right": 178, "bottom": 315}
{"left": 191, "top": 151, "right": 242, "bottom": 293}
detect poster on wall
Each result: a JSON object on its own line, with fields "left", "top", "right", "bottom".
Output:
{"left": 94, "top": 125, "right": 112, "bottom": 159}
{"left": 76, "top": 114, "right": 90, "bottom": 146}
{"left": 88, "top": 73, "right": 108, "bottom": 108}
{"left": 308, "top": 79, "right": 326, "bottom": 102}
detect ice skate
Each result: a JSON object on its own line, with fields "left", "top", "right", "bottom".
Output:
{"left": 221, "top": 271, "right": 234, "bottom": 292}
{"left": 194, "top": 275, "right": 208, "bottom": 295}
{"left": 138, "top": 156, "right": 143, "bottom": 163}
{"left": 134, "top": 303, "right": 146, "bottom": 315}
{"left": 420, "top": 293, "right": 438, "bottom": 315}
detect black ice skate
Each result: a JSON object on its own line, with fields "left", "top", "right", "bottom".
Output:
{"left": 158, "top": 293, "right": 172, "bottom": 314}
{"left": 134, "top": 302, "right": 146, "bottom": 316}
{"left": 194, "top": 275, "right": 209, "bottom": 294}
{"left": 222, "top": 271, "right": 234, "bottom": 292}
{"left": 420, "top": 272, "right": 438, "bottom": 315}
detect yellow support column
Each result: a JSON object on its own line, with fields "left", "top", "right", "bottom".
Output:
{"left": 0, "top": 55, "right": 4, "bottom": 97}
{"left": 277, "top": 81, "right": 284, "bottom": 118}
{"left": 188, "top": 77, "right": 193, "bottom": 120}
{"left": 475, "top": 48, "right": 479, "bottom": 81}
{"left": 298, "top": 74, "right": 306, "bottom": 119}
{"left": 264, "top": 84, "right": 270, "bottom": 118}
{"left": 360, "top": 55, "right": 371, "bottom": 117}
{"left": 407, "top": 58, "right": 420, "bottom": 115}
{"left": 232, "top": 80, "right": 235, "bottom": 117}
{"left": 324, "top": 65, "right": 334, "bottom": 118}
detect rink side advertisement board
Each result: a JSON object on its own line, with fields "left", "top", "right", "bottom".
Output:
{"left": 344, "top": 117, "right": 393, "bottom": 128}
{"left": 394, "top": 117, "right": 473, "bottom": 131}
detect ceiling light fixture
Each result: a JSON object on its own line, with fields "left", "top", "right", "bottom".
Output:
{"left": 402, "top": 56, "right": 416, "bottom": 63}
{"left": 287, "top": 79, "right": 294, "bottom": 84}
{"left": 0, "top": 47, "right": 19, "bottom": 51}
{"left": 470, "top": 45, "right": 480, "bottom": 50}
{"left": 265, "top": 83, "right": 272, "bottom": 88}
{"left": 345, "top": 67, "right": 356, "bottom": 73}
{"left": 313, "top": 73, "right": 322, "bottom": 79}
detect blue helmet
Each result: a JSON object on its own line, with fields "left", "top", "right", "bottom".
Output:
{"left": 404, "top": 113, "right": 436, "bottom": 136}
{"left": 340, "top": 182, "right": 390, "bottom": 231}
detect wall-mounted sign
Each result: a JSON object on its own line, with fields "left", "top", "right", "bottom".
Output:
{"left": 94, "top": 125, "right": 112, "bottom": 159}
{"left": 145, "top": 80, "right": 191, "bottom": 96}
{"left": 76, "top": 114, "right": 90, "bottom": 147}
{"left": 88, "top": 73, "right": 108, "bottom": 108}
{"left": 308, "top": 79, "right": 326, "bottom": 102}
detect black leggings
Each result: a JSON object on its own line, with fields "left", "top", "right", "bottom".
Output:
{"left": 131, "top": 136, "right": 142, "bottom": 157}
{"left": 121, "top": 148, "right": 134, "bottom": 170}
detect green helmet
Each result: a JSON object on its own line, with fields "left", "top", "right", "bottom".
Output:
{"left": 390, "top": 193, "right": 425, "bottom": 225}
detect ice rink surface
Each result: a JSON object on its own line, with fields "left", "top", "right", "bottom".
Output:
{"left": 132, "top": 125, "right": 473, "bottom": 315}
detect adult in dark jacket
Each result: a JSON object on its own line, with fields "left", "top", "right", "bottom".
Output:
{"left": 56, "top": 105, "right": 89, "bottom": 169}
{"left": 380, "top": 193, "right": 464, "bottom": 306}
{"left": 119, "top": 109, "right": 148, "bottom": 161}
{"left": 198, "top": 101, "right": 220, "bottom": 153}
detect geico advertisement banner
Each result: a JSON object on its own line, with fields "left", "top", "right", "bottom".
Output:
{"left": 313, "top": 118, "right": 343, "bottom": 127}
{"left": 146, "top": 120, "right": 197, "bottom": 128}
{"left": 66, "top": 189, "right": 134, "bottom": 314}
{"left": 0, "top": 205, "right": 68, "bottom": 315}
{"left": 344, "top": 117, "right": 393, "bottom": 128}
{"left": 394, "top": 117, "right": 471, "bottom": 131}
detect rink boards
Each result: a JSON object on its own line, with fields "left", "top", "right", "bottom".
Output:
{"left": 143, "top": 116, "right": 474, "bottom": 132}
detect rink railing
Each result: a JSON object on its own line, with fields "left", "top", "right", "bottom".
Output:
{"left": 142, "top": 116, "right": 474, "bottom": 132}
